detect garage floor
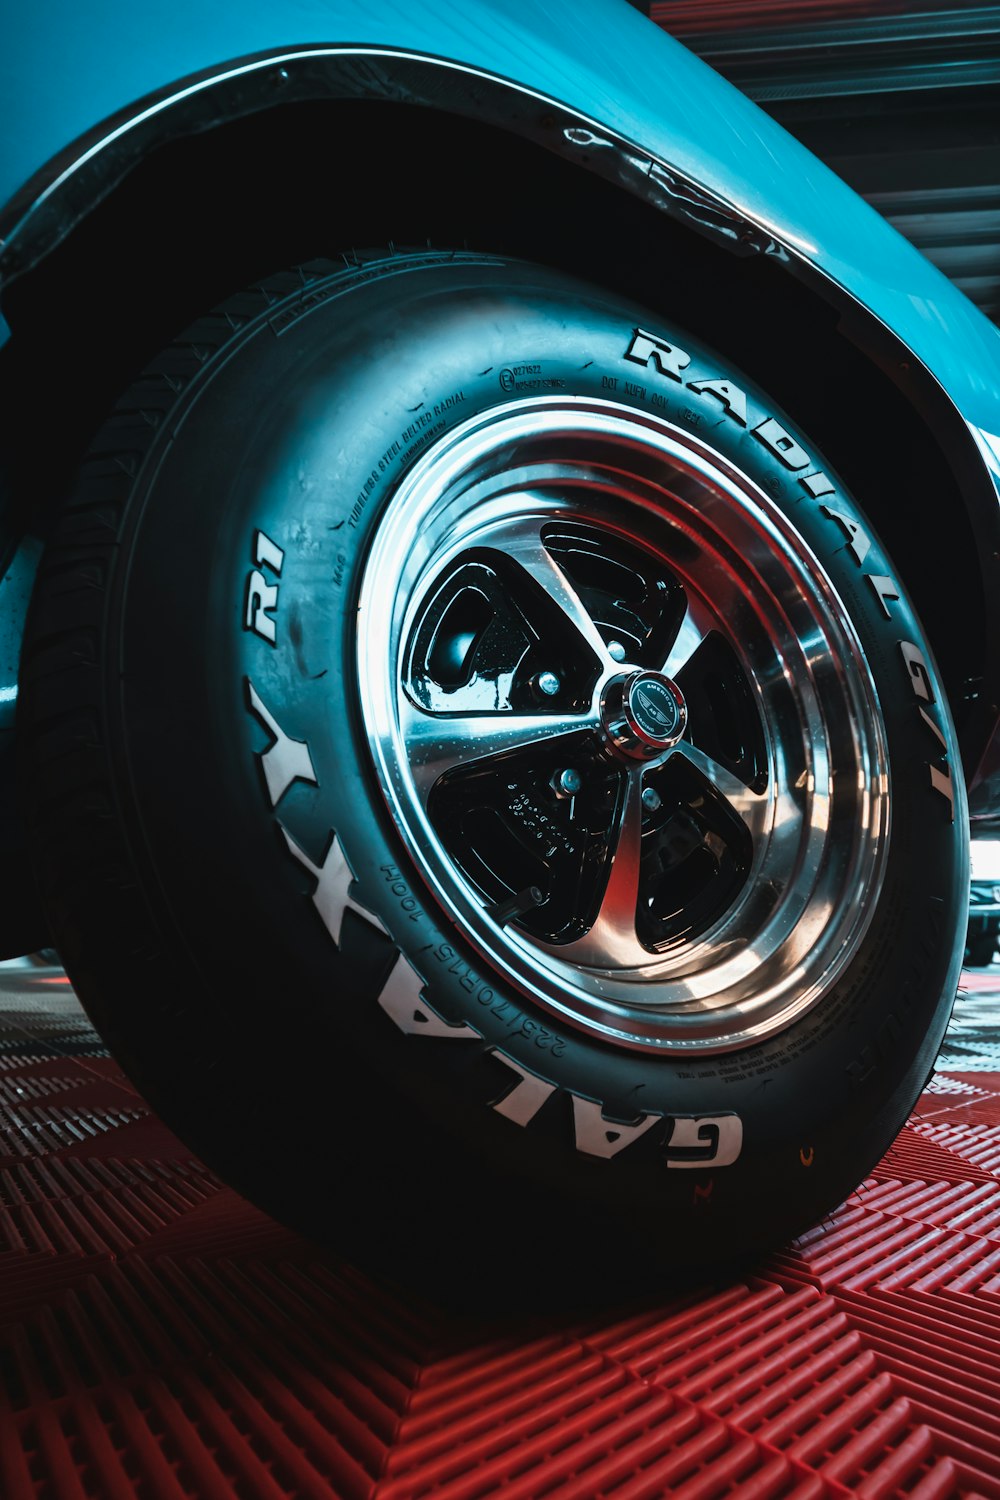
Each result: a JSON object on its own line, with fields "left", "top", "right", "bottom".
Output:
{"left": 3, "top": 963, "right": 1000, "bottom": 1499}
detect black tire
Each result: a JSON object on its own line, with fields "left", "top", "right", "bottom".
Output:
{"left": 19, "top": 252, "right": 968, "bottom": 1294}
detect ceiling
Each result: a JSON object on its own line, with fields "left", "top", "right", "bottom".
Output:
{"left": 648, "top": 1, "right": 1000, "bottom": 322}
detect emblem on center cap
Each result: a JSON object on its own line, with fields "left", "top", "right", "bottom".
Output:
{"left": 629, "top": 678, "right": 683, "bottom": 741}
{"left": 631, "top": 678, "right": 679, "bottom": 740}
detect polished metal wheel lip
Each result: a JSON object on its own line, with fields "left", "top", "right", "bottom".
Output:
{"left": 356, "top": 396, "right": 890, "bottom": 1054}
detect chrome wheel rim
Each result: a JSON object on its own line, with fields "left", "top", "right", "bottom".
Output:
{"left": 357, "top": 398, "right": 889, "bottom": 1052}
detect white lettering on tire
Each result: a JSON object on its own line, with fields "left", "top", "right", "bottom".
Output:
{"left": 244, "top": 529, "right": 285, "bottom": 644}
{"left": 900, "top": 642, "right": 934, "bottom": 701}
{"left": 621, "top": 323, "right": 956, "bottom": 821}
{"left": 378, "top": 954, "right": 481, "bottom": 1038}
{"left": 821, "top": 506, "right": 871, "bottom": 566}
{"left": 254, "top": 529, "right": 285, "bottom": 575}
{"left": 751, "top": 417, "right": 810, "bottom": 470}
{"left": 800, "top": 471, "right": 836, "bottom": 499}
{"left": 624, "top": 327, "right": 691, "bottom": 381}
{"left": 282, "top": 825, "right": 382, "bottom": 944}
{"left": 489, "top": 1050, "right": 559, "bottom": 1125}
{"left": 688, "top": 378, "right": 748, "bottom": 425}
{"left": 664, "top": 1114, "right": 744, "bottom": 1169}
{"left": 571, "top": 1095, "right": 660, "bottom": 1158}
{"left": 900, "top": 640, "right": 956, "bottom": 818}
{"left": 281, "top": 822, "right": 481, "bottom": 1039}
{"left": 247, "top": 679, "right": 318, "bottom": 806}
{"left": 867, "top": 574, "right": 901, "bottom": 618}
{"left": 488, "top": 1053, "right": 745, "bottom": 1167}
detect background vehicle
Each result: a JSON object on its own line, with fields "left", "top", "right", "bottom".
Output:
{"left": 968, "top": 832, "right": 1000, "bottom": 968}
{"left": 1, "top": 0, "right": 998, "bottom": 1288}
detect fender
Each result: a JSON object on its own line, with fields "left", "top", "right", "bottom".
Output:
{"left": 1, "top": 1, "right": 999, "bottom": 431}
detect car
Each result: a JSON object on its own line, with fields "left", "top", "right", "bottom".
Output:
{"left": 968, "top": 833, "right": 1000, "bottom": 968}
{"left": 1, "top": 0, "right": 998, "bottom": 1290}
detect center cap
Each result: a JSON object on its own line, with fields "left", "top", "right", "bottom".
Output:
{"left": 628, "top": 675, "right": 682, "bottom": 741}
{"left": 601, "top": 670, "right": 688, "bottom": 759}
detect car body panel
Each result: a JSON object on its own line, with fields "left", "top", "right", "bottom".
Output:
{"left": 3, "top": 0, "right": 1000, "bottom": 427}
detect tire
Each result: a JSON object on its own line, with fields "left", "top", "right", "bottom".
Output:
{"left": 19, "top": 251, "right": 968, "bottom": 1293}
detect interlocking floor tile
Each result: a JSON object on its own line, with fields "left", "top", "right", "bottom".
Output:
{"left": 2, "top": 962, "right": 1000, "bottom": 1498}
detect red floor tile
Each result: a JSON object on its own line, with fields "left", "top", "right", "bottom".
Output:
{"left": 3, "top": 969, "right": 1000, "bottom": 1499}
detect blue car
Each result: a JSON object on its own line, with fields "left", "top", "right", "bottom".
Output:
{"left": 1, "top": 0, "right": 997, "bottom": 1288}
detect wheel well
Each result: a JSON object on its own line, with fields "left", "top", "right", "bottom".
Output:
{"left": 2, "top": 94, "right": 986, "bottom": 753}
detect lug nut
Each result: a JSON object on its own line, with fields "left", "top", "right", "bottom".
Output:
{"left": 535, "top": 670, "right": 562, "bottom": 698}
{"left": 558, "top": 768, "right": 583, "bottom": 796}
{"left": 641, "top": 786, "right": 662, "bottom": 812}
{"left": 608, "top": 640, "right": 627, "bottom": 662}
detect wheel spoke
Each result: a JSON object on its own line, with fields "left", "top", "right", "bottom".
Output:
{"left": 401, "top": 700, "right": 598, "bottom": 801}
{"left": 671, "top": 742, "right": 770, "bottom": 837}
{"left": 553, "top": 771, "right": 646, "bottom": 968}
{"left": 496, "top": 517, "right": 611, "bottom": 666}
{"left": 662, "top": 597, "right": 711, "bottom": 680}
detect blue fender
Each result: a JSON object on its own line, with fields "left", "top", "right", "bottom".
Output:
{"left": 2, "top": 0, "right": 1000, "bottom": 433}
